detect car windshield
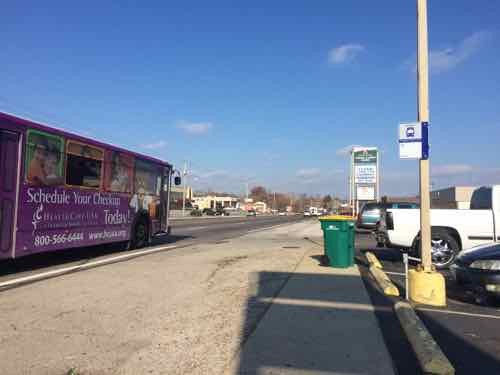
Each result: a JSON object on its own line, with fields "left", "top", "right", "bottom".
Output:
{"left": 362, "top": 204, "right": 379, "bottom": 212}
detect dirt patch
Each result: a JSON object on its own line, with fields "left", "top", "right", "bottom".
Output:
{"left": 206, "top": 255, "right": 249, "bottom": 285}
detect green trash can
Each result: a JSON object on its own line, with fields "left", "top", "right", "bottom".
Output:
{"left": 319, "top": 216, "right": 356, "bottom": 268}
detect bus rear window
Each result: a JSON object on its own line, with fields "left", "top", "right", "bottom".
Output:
{"left": 66, "top": 141, "right": 103, "bottom": 189}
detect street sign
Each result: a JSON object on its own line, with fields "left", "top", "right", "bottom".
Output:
{"left": 399, "top": 122, "right": 429, "bottom": 159}
{"left": 354, "top": 165, "right": 377, "bottom": 184}
{"left": 356, "top": 185, "right": 375, "bottom": 200}
{"left": 353, "top": 149, "right": 377, "bottom": 164}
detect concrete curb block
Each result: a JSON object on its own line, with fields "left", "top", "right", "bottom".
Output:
{"left": 369, "top": 264, "right": 400, "bottom": 296}
{"left": 395, "top": 301, "right": 455, "bottom": 375}
{"left": 366, "top": 251, "right": 383, "bottom": 269}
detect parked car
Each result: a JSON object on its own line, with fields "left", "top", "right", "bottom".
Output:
{"left": 215, "top": 207, "right": 230, "bottom": 216}
{"left": 202, "top": 208, "right": 216, "bottom": 216}
{"left": 378, "top": 186, "right": 500, "bottom": 269}
{"left": 278, "top": 211, "right": 287, "bottom": 216}
{"left": 309, "top": 207, "right": 321, "bottom": 216}
{"left": 451, "top": 242, "right": 500, "bottom": 305}
{"left": 303, "top": 211, "right": 311, "bottom": 217}
{"left": 190, "top": 209, "right": 202, "bottom": 217}
{"left": 358, "top": 202, "right": 419, "bottom": 231}
{"left": 222, "top": 207, "right": 238, "bottom": 216}
{"left": 246, "top": 210, "right": 257, "bottom": 217}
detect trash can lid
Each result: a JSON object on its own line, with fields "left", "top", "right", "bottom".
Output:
{"left": 319, "top": 215, "right": 355, "bottom": 221}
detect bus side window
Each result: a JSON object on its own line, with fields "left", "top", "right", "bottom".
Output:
{"left": 66, "top": 141, "right": 103, "bottom": 189}
{"left": 25, "top": 129, "right": 65, "bottom": 186}
{"left": 131, "top": 159, "right": 161, "bottom": 218}
{"left": 105, "top": 150, "right": 133, "bottom": 193}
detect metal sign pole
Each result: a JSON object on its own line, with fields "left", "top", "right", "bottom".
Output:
{"left": 404, "top": 253, "right": 409, "bottom": 300}
{"left": 376, "top": 150, "right": 380, "bottom": 201}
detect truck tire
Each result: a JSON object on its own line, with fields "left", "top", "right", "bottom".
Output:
{"left": 413, "top": 229, "right": 460, "bottom": 269}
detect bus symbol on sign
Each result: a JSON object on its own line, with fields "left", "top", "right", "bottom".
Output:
{"left": 406, "top": 127, "right": 415, "bottom": 138}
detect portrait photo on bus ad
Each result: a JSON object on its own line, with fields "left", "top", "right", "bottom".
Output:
{"left": 25, "top": 130, "right": 64, "bottom": 186}
{"left": 105, "top": 151, "right": 133, "bottom": 193}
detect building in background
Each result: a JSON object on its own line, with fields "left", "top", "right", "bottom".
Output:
{"left": 192, "top": 195, "right": 239, "bottom": 210}
{"left": 382, "top": 195, "right": 419, "bottom": 204}
{"left": 253, "top": 201, "right": 267, "bottom": 213}
{"left": 170, "top": 186, "right": 193, "bottom": 210}
{"left": 431, "top": 186, "right": 475, "bottom": 209}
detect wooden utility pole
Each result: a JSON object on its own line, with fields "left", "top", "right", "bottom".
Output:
{"left": 417, "top": 0, "right": 432, "bottom": 271}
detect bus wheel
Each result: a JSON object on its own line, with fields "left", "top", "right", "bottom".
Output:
{"left": 129, "top": 220, "right": 148, "bottom": 249}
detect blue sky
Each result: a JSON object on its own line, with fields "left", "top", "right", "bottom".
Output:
{"left": 2, "top": 1, "right": 499, "bottom": 197}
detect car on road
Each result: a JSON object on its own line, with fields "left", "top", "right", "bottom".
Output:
{"left": 246, "top": 210, "right": 257, "bottom": 217}
{"left": 451, "top": 242, "right": 500, "bottom": 305}
{"left": 378, "top": 185, "right": 500, "bottom": 269}
{"left": 309, "top": 207, "right": 321, "bottom": 216}
{"left": 278, "top": 211, "right": 287, "bottom": 216}
{"left": 190, "top": 209, "right": 202, "bottom": 217}
{"left": 202, "top": 208, "right": 216, "bottom": 216}
{"left": 214, "top": 208, "right": 229, "bottom": 216}
{"left": 303, "top": 211, "right": 311, "bottom": 217}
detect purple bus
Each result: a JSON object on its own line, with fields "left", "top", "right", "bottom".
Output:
{"left": 0, "top": 112, "right": 180, "bottom": 259}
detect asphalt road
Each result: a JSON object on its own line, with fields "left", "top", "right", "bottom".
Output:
{"left": 0, "top": 215, "right": 306, "bottom": 285}
{"left": 356, "top": 232, "right": 500, "bottom": 374}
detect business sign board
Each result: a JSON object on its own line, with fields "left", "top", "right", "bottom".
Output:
{"left": 353, "top": 149, "right": 377, "bottom": 164}
{"left": 351, "top": 147, "right": 378, "bottom": 205}
{"left": 399, "top": 122, "right": 429, "bottom": 159}
{"left": 354, "top": 165, "right": 377, "bottom": 184}
{"left": 356, "top": 185, "right": 375, "bottom": 201}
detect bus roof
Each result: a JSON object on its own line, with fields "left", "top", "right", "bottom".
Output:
{"left": 0, "top": 111, "right": 173, "bottom": 169}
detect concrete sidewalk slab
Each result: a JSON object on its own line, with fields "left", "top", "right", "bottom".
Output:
{"left": 229, "top": 246, "right": 395, "bottom": 374}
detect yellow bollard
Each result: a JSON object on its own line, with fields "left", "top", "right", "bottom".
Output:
{"left": 408, "top": 268, "right": 446, "bottom": 307}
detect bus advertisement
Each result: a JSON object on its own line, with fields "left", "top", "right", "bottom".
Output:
{"left": 0, "top": 112, "right": 179, "bottom": 260}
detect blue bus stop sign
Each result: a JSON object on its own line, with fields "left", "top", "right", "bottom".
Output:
{"left": 399, "top": 122, "right": 429, "bottom": 160}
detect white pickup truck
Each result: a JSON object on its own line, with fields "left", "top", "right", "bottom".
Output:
{"left": 379, "top": 185, "right": 500, "bottom": 269}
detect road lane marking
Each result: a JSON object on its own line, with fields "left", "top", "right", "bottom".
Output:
{"left": 417, "top": 307, "right": 500, "bottom": 320}
{"left": 0, "top": 243, "right": 178, "bottom": 290}
{"left": 245, "top": 222, "right": 296, "bottom": 234}
{"left": 181, "top": 226, "right": 211, "bottom": 231}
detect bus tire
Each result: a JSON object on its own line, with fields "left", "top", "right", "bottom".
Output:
{"left": 129, "top": 219, "right": 149, "bottom": 250}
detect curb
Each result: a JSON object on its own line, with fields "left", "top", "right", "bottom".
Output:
{"left": 366, "top": 251, "right": 383, "bottom": 269}
{"left": 369, "top": 265, "right": 400, "bottom": 296}
{"left": 0, "top": 243, "right": 185, "bottom": 291}
{"left": 395, "top": 301, "right": 455, "bottom": 375}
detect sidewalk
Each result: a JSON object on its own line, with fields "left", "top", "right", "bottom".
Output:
{"left": 228, "top": 226, "right": 395, "bottom": 374}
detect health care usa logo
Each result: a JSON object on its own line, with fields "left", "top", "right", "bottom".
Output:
{"left": 26, "top": 187, "right": 126, "bottom": 232}
{"left": 354, "top": 149, "right": 377, "bottom": 164}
